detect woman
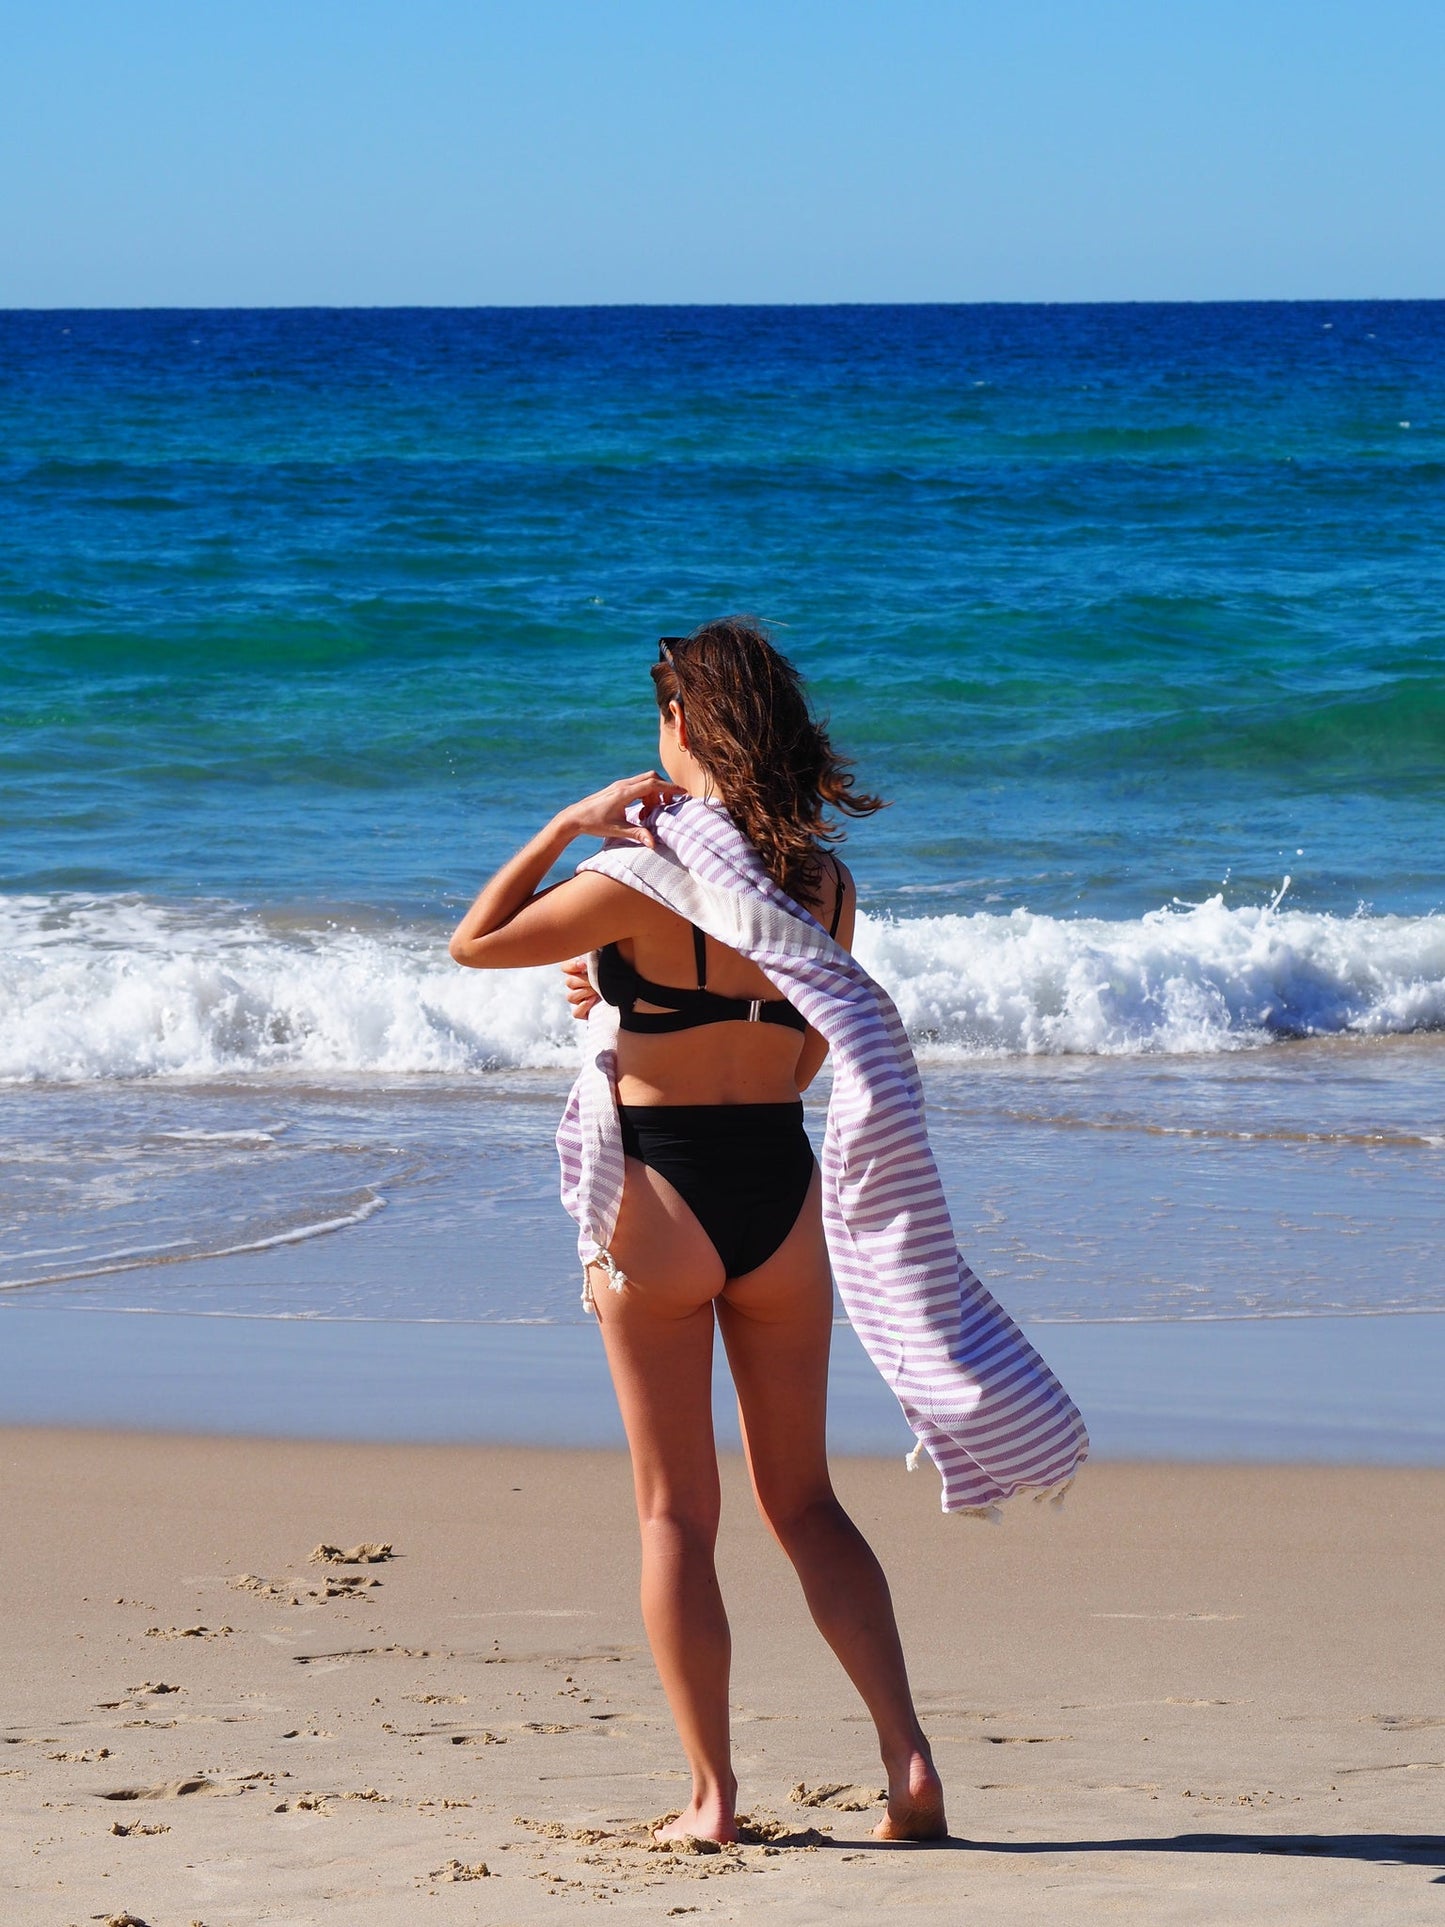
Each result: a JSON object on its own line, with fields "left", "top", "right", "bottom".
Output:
{"left": 449, "top": 618, "right": 946, "bottom": 1845}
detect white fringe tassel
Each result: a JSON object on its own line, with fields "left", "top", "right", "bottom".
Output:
{"left": 596, "top": 1249, "right": 629, "bottom": 1291}
{"left": 581, "top": 1248, "right": 630, "bottom": 1313}
{"left": 905, "top": 1433, "right": 1073, "bottom": 1525}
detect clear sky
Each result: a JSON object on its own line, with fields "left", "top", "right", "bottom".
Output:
{"left": 3, "top": 0, "right": 1442, "bottom": 306}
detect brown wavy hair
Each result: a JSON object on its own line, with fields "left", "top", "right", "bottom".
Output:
{"left": 651, "top": 617, "right": 884, "bottom": 902}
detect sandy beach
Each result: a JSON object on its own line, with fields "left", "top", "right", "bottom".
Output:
{"left": 3, "top": 1429, "right": 1441, "bottom": 1925}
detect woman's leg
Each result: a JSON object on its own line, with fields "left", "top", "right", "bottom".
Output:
{"left": 716, "top": 1172, "right": 948, "bottom": 1841}
{"left": 590, "top": 1157, "right": 736, "bottom": 1841}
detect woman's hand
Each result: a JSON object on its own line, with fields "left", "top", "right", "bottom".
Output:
{"left": 449, "top": 775, "right": 685, "bottom": 972}
{"left": 562, "top": 955, "right": 600, "bottom": 1021}
{"left": 556, "top": 772, "right": 686, "bottom": 850}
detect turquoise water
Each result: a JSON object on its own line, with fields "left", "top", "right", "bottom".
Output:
{"left": 1, "top": 304, "right": 1442, "bottom": 1341}
{"left": 4, "top": 303, "right": 1444, "bottom": 915}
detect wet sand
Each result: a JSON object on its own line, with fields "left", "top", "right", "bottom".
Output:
{"left": 6, "top": 1304, "right": 1445, "bottom": 1464}
{"left": 2, "top": 1430, "right": 1442, "bottom": 1924}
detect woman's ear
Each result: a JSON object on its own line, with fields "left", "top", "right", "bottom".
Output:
{"left": 672, "top": 700, "right": 689, "bottom": 751}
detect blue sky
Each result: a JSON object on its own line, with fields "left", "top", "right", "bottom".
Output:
{"left": 3, "top": 0, "right": 1442, "bottom": 305}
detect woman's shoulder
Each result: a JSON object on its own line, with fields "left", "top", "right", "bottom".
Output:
{"left": 825, "top": 850, "right": 856, "bottom": 902}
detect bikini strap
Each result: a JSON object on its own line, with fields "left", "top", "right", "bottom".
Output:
{"left": 692, "top": 922, "right": 708, "bottom": 987}
{"left": 827, "top": 853, "right": 846, "bottom": 938}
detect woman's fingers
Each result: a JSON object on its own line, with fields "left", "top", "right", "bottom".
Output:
{"left": 612, "top": 770, "right": 682, "bottom": 837}
{"left": 631, "top": 773, "right": 688, "bottom": 826}
{"left": 561, "top": 955, "right": 599, "bottom": 1020}
{"left": 567, "top": 772, "right": 685, "bottom": 845}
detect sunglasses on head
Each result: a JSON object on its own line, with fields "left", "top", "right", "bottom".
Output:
{"left": 657, "top": 637, "right": 687, "bottom": 720}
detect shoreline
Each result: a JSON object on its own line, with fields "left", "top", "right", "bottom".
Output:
{"left": 4, "top": 1302, "right": 1445, "bottom": 1466}
{"left": 3, "top": 1430, "right": 1442, "bottom": 1924}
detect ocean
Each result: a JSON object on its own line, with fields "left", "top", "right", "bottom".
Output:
{"left": 3, "top": 304, "right": 1443, "bottom": 1384}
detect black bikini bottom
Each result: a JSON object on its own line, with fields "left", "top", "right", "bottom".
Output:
{"left": 617, "top": 1101, "right": 816, "bottom": 1280}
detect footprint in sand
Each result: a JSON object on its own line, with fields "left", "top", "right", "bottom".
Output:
{"left": 98, "top": 1778, "right": 232, "bottom": 1801}
{"left": 518, "top": 1814, "right": 828, "bottom": 1859}
{"left": 96, "top": 1683, "right": 185, "bottom": 1709}
{"left": 312, "top": 1576, "right": 382, "bottom": 1600}
{"left": 233, "top": 1572, "right": 380, "bottom": 1605}
{"left": 292, "top": 1645, "right": 430, "bottom": 1668}
{"left": 982, "top": 1733, "right": 1073, "bottom": 1745}
{"left": 790, "top": 1782, "right": 884, "bottom": 1811}
{"left": 272, "top": 1787, "right": 389, "bottom": 1811}
{"left": 232, "top": 1575, "right": 297, "bottom": 1599}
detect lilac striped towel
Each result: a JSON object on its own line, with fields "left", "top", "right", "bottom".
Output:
{"left": 556, "top": 797, "right": 1089, "bottom": 1518}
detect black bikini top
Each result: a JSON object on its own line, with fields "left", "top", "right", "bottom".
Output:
{"left": 597, "top": 858, "right": 845, "bottom": 1036}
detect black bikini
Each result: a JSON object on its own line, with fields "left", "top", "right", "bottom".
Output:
{"left": 617, "top": 1101, "right": 817, "bottom": 1279}
{"left": 596, "top": 922, "right": 810, "bottom": 1036}
{"left": 599, "top": 860, "right": 844, "bottom": 1279}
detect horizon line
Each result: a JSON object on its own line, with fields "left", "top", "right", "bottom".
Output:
{"left": 3, "top": 294, "right": 1443, "bottom": 316}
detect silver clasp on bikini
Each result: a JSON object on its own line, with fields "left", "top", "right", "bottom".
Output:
{"left": 748, "top": 999, "right": 761, "bottom": 1022}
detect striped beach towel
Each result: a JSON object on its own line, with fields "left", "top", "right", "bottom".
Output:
{"left": 556, "top": 797, "right": 1089, "bottom": 1517}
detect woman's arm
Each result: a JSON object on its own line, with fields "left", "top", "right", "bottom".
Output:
{"left": 794, "top": 859, "right": 857, "bottom": 1091}
{"left": 449, "top": 772, "right": 681, "bottom": 970}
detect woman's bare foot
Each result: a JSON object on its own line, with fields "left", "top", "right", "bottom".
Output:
{"left": 653, "top": 1780, "right": 738, "bottom": 1845}
{"left": 873, "top": 1748, "right": 948, "bottom": 1841}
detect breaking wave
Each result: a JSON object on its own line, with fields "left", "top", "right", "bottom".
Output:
{"left": 2, "top": 891, "right": 1443, "bottom": 1083}
{"left": 855, "top": 894, "right": 1445, "bottom": 1058}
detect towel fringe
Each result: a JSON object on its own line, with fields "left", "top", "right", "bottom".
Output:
{"left": 947, "top": 1476, "right": 1075, "bottom": 1523}
{"left": 580, "top": 1249, "right": 628, "bottom": 1314}
{"left": 582, "top": 1248, "right": 629, "bottom": 1312}
{"left": 905, "top": 1437, "right": 927, "bottom": 1473}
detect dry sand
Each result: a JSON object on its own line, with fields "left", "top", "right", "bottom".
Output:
{"left": 2, "top": 1429, "right": 1441, "bottom": 1924}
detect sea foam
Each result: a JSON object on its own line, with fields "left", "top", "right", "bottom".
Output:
{"left": 0, "top": 895, "right": 575, "bottom": 1083}
{"left": 2, "top": 892, "right": 1442, "bottom": 1083}
{"left": 856, "top": 896, "right": 1445, "bottom": 1058}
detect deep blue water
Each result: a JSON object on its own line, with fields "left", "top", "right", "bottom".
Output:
{"left": 3, "top": 302, "right": 1443, "bottom": 921}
